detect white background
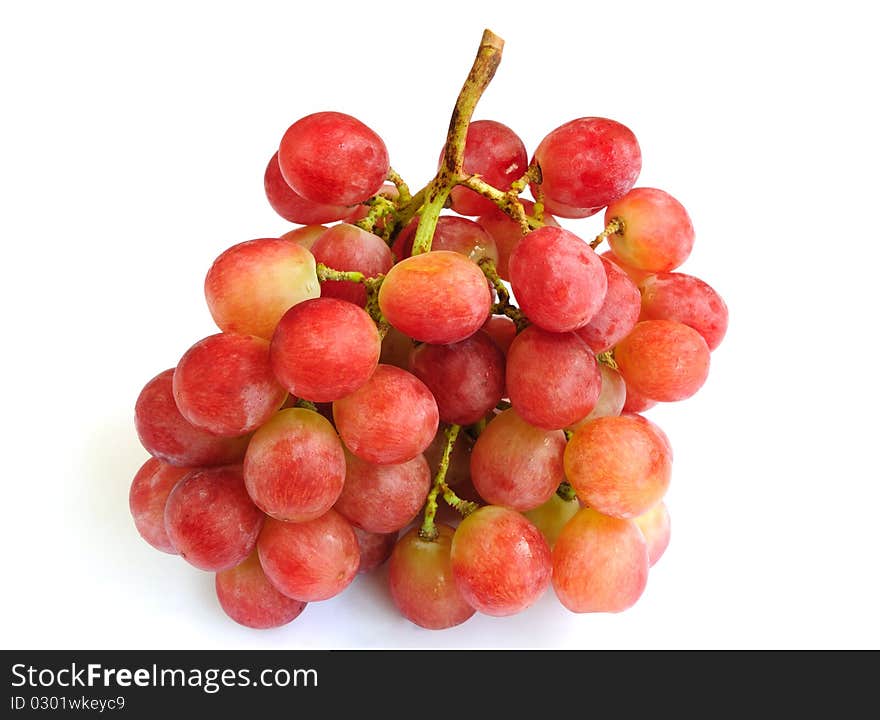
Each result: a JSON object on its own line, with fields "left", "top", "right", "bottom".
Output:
{"left": 2, "top": 0, "right": 878, "bottom": 650}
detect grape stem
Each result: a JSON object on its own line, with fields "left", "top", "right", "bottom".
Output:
{"left": 597, "top": 350, "right": 618, "bottom": 370}
{"left": 314, "top": 263, "right": 388, "bottom": 336}
{"left": 386, "top": 167, "right": 412, "bottom": 205}
{"left": 315, "top": 263, "right": 366, "bottom": 284}
{"left": 294, "top": 398, "right": 318, "bottom": 412}
{"left": 591, "top": 217, "right": 624, "bottom": 249}
{"left": 354, "top": 195, "right": 397, "bottom": 236}
{"left": 410, "top": 29, "right": 505, "bottom": 256}
{"left": 419, "top": 424, "right": 479, "bottom": 541}
{"left": 478, "top": 257, "right": 529, "bottom": 331}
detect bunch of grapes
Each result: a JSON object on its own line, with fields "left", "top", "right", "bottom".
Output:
{"left": 129, "top": 30, "right": 727, "bottom": 631}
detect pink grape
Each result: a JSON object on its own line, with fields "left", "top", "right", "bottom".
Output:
{"left": 310, "top": 224, "right": 393, "bottom": 307}
{"left": 443, "top": 119, "right": 528, "bottom": 216}
{"left": 451, "top": 506, "right": 551, "bottom": 616}
{"left": 129, "top": 458, "right": 190, "bottom": 554}
{"left": 639, "top": 272, "right": 729, "bottom": 350}
{"left": 532, "top": 117, "right": 641, "bottom": 217}
{"left": 565, "top": 414, "right": 672, "bottom": 519}
{"left": 615, "top": 320, "right": 710, "bottom": 402}
{"left": 277, "top": 111, "right": 389, "bottom": 206}
{"left": 509, "top": 226, "right": 607, "bottom": 332}
{"left": 215, "top": 551, "right": 307, "bottom": 629}
{"left": 243, "top": 408, "right": 345, "bottom": 523}
{"left": 378, "top": 251, "right": 491, "bottom": 344}
{"left": 470, "top": 409, "right": 565, "bottom": 511}
{"left": 270, "top": 297, "right": 380, "bottom": 402}
{"left": 389, "top": 525, "right": 476, "bottom": 630}
{"left": 135, "top": 369, "right": 250, "bottom": 467}
{"left": 280, "top": 224, "right": 327, "bottom": 250}
{"left": 334, "top": 450, "right": 431, "bottom": 533}
{"left": 481, "top": 315, "right": 516, "bottom": 356}
{"left": 568, "top": 363, "right": 627, "bottom": 430}
{"left": 524, "top": 493, "right": 581, "bottom": 549}
{"left": 172, "top": 333, "right": 287, "bottom": 437}
{"left": 477, "top": 200, "right": 559, "bottom": 280}
{"left": 264, "top": 152, "right": 355, "bottom": 224}
{"left": 204, "top": 238, "right": 319, "bottom": 340}
{"left": 574, "top": 257, "right": 641, "bottom": 353}
{"left": 506, "top": 326, "right": 601, "bottom": 430}
{"left": 409, "top": 331, "right": 505, "bottom": 425}
{"left": 333, "top": 364, "right": 439, "bottom": 465}
{"left": 635, "top": 501, "right": 671, "bottom": 567}
{"left": 606, "top": 188, "right": 694, "bottom": 272}
{"left": 257, "top": 511, "right": 359, "bottom": 602}
{"left": 164, "top": 466, "right": 264, "bottom": 572}
{"left": 393, "top": 216, "right": 499, "bottom": 265}
{"left": 552, "top": 508, "right": 649, "bottom": 613}
{"left": 353, "top": 527, "right": 397, "bottom": 574}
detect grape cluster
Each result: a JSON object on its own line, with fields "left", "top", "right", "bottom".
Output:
{"left": 129, "top": 31, "right": 727, "bottom": 631}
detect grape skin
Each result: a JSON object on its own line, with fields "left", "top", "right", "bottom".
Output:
{"left": 450, "top": 506, "right": 551, "bottom": 617}
{"left": 257, "top": 510, "right": 360, "bottom": 602}
{"left": 552, "top": 508, "right": 649, "bottom": 613}
{"left": 264, "top": 152, "right": 356, "bottom": 225}
{"left": 129, "top": 458, "right": 190, "bottom": 554}
{"left": 215, "top": 551, "right": 307, "bottom": 629}
{"left": 389, "top": 525, "right": 476, "bottom": 630}
{"left": 164, "top": 465, "right": 264, "bottom": 572}
{"left": 269, "top": 297, "right": 380, "bottom": 403}
{"left": 310, "top": 224, "right": 393, "bottom": 307}
{"left": 639, "top": 272, "right": 729, "bottom": 351}
{"left": 574, "top": 256, "right": 641, "bottom": 353}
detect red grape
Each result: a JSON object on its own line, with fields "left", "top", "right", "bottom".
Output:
{"left": 639, "top": 272, "right": 729, "bottom": 351}
{"left": 135, "top": 369, "right": 250, "bottom": 467}
{"left": 164, "top": 465, "right": 264, "bottom": 572}
{"left": 564, "top": 414, "right": 671, "bottom": 519}
{"left": 269, "top": 297, "right": 380, "bottom": 402}
{"left": 172, "top": 333, "right": 287, "bottom": 437}
{"left": 215, "top": 551, "right": 307, "bottom": 629}
{"left": 243, "top": 407, "right": 345, "bottom": 523}
{"left": 334, "top": 450, "right": 431, "bottom": 533}
{"left": 278, "top": 111, "right": 389, "bottom": 206}
{"left": 477, "top": 200, "right": 559, "bottom": 281}
{"left": 378, "top": 250, "right": 491, "bottom": 344}
{"left": 606, "top": 188, "right": 694, "bottom": 272}
{"left": 129, "top": 458, "right": 190, "bottom": 554}
{"left": 532, "top": 117, "right": 641, "bottom": 217}
{"left": 505, "top": 326, "right": 601, "bottom": 430}
{"left": 409, "top": 331, "right": 505, "bottom": 425}
{"left": 450, "top": 506, "right": 551, "bottom": 616}
{"left": 333, "top": 364, "right": 439, "bottom": 465}
{"left": 444, "top": 120, "right": 528, "bottom": 216}
{"left": 552, "top": 508, "right": 649, "bottom": 613}
{"left": 574, "top": 256, "right": 641, "bottom": 353}
{"left": 470, "top": 408, "right": 565, "bottom": 511}
{"left": 204, "top": 238, "right": 319, "bottom": 340}
{"left": 264, "top": 152, "right": 356, "bottom": 224}
{"left": 635, "top": 501, "right": 671, "bottom": 567}
{"left": 621, "top": 378, "right": 657, "bottom": 413}
{"left": 509, "top": 226, "right": 607, "bottom": 332}
{"left": 599, "top": 249, "right": 654, "bottom": 285}
{"left": 389, "top": 525, "right": 476, "bottom": 630}
{"left": 353, "top": 527, "right": 397, "bottom": 574}
{"left": 310, "top": 224, "right": 393, "bottom": 307}
{"left": 257, "top": 511, "right": 359, "bottom": 602}
{"left": 615, "top": 320, "right": 710, "bottom": 402}
{"left": 379, "top": 325, "right": 415, "bottom": 370}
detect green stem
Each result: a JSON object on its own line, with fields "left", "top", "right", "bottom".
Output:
{"left": 420, "top": 425, "right": 478, "bottom": 540}
{"left": 294, "top": 398, "right": 318, "bottom": 412}
{"left": 315, "top": 263, "right": 365, "bottom": 284}
{"left": 411, "top": 29, "right": 505, "bottom": 256}
{"left": 386, "top": 167, "right": 412, "bottom": 206}
{"left": 461, "top": 176, "right": 536, "bottom": 233}
{"left": 354, "top": 196, "right": 397, "bottom": 235}
{"left": 591, "top": 217, "right": 624, "bottom": 250}
{"left": 597, "top": 350, "right": 618, "bottom": 370}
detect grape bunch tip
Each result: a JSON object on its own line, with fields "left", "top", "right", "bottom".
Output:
{"left": 129, "top": 28, "right": 728, "bottom": 631}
